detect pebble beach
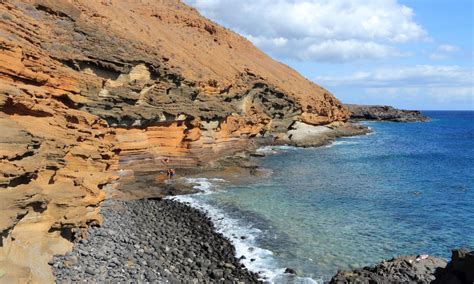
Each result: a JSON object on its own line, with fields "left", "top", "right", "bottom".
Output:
{"left": 51, "top": 199, "right": 260, "bottom": 283}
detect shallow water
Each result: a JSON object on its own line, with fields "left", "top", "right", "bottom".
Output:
{"left": 176, "top": 111, "right": 474, "bottom": 282}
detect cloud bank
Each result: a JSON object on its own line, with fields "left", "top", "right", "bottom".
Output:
{"left": 185, "top": 0, "right": 427, "bottom": 62}
{"left": 316, "top": 65, "right": 474, "bottom": 103}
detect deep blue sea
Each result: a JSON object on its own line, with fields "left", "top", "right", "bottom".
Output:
{"left": 174, "top": 111, "right": 474, "bottom": 282}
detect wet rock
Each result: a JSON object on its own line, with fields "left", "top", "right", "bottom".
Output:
{"left": 250, "top": 153, "right": 265, "bottom": 157}
{"left": 284, "top": 268, "right": 297, "bottom": 275}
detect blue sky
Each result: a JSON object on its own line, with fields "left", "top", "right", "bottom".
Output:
{"left": 185, "top": 0, "right": 473, "bottom": 110}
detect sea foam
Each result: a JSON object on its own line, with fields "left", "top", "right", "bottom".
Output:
{"left": 324, "top": 140, "right": 360, "bottom": 148}
{"left": 256, "top": 145, "right": 300, "bottom": 155}
{"left": 170, "top": 178, "right": 320, "bottom": 284}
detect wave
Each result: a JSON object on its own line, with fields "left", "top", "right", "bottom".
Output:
{"left": 324, "top": 140, "right": 360, "bottom": 148}
{"left": 178, "top": 177, "right": 227, "bottom": 195}
{"left": 365, "top": 130, "right": 376, "bottom": 136}
{"left": 256, "top": 145, "right": 300, "bottom": 155}
{"left": 169, "top": 178, "right": 320, "bottom": 283}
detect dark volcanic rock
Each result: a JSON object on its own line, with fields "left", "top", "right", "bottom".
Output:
{"left": 330, "top": 255, "right": 447, "bottom": 284}
{"left": 51, "top": 199, "right": 260, "bottom": 283}
{"left": 433, "top": 248, "right": 474, "bottom": 284}
{"left": 330, "top": 248, "right": 474, "bottom": 284}
{"left": 345, "top": 104, "right": 429, "bottom": 122}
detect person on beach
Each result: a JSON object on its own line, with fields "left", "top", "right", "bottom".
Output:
{"left": 161, "top": 158, "right": 176, "bottom": 179}
{"left": 167, "top": 168, "right": 176, "bottom": 179}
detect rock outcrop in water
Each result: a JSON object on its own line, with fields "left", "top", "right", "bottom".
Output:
{"left": 433, "top": 248, "right": 474, "bottom": 284}
{"left": 330, "top": 248, "right": 474, "bottom": 284}
{"left": 0, "top": 0, "right": 350, "bottom": 282}
{"left": 345, "top": 104, "right": 429, "bottom": 122}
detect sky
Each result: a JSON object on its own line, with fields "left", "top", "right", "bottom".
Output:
{"left": 184, "top": 0, "right": 473, "bottom": 110}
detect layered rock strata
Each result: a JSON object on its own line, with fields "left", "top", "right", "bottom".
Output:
{"left": 0, "top": 84, "right": 117, "bottom": 283}
{"left": 0, "top": 0, "right": 350, "bottom": 282}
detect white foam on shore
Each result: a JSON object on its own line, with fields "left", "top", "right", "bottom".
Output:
{"left": 365, "top": 129, "right": 375, "bottom": 136}
{"left": 179, "top": 177, "right": 226, "bottom": 195}
{"left": 169, "top": 178, "right": 321, "bottom": 284}
{"left": 256, "top": 145, "right": 299, "bottom": 155}
{"left": 324, "top": 140, "right": 360, "bottom": 148}
{"left": 360, "top": 123, "right": 376, "bottom": 135}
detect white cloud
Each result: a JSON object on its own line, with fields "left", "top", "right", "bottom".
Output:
{"left": 438, "top": 44, "right": 460, "bottom": 53}
{"left": 429, "top": 44, "right": 461, "bottom": 60}
{"left": 185, "top": 0, "right": 427, "bottom": 62}
{"left": 246, "top": 36, "right": 409, "bottom": 62}
{"left": 301, "top": 40, "right": 409, "bottom": 62}
{"left": 317, "top": 65, "right": 472, "bottom": 87}
{"left": 429, "top": 53, "right": 448, "bottom": 60}
{"left": 316, "top": 65, "right": 474, "bottom": 101}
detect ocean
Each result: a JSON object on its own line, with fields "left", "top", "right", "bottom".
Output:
{"left": 173, "top": 111, "right": 474, "bottom": 283}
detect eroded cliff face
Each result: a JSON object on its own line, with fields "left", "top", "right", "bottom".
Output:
{"left": 0, "top": 0, "right": 349, "bottom": 282}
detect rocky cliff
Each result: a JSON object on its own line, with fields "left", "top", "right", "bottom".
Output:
{"left": 330, "top": 248, "right": 474, "bottom": 284}
{"left": 0, "top": 0, "right": 349, "bottom": 282}
{"left": 345, "top": 104, "right": 429, "bottom": 122}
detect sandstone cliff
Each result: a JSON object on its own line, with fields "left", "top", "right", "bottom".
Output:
{"left": 0, "top": 0, "right": 349, "bottom": 282}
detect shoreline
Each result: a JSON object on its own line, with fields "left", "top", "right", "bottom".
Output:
{"left": 164, "top": 131, "right": 473, "bottom": 283}
{"left": 47, "top": 118, "right": 470, "bottom": 283}
{"left": 52, "top": 183, "right": 473, "bottom": 284}
{"left": 109, "top": 122, "right": 372, "bottom": 201}
{"left": 170, "top": 178, "right": 309, "bottom": 283}
{"left": 50, "top": 122, "right": 372, "bottom": 283}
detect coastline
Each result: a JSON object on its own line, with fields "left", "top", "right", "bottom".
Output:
{"left": 3, "top": 1, "right": 460, "bottom": 282}
{"left": 50, "top": 122, "right": 372, "bottom": 283}
{"left": 52, "top": 198, "right": 260, "bottom": 283}
{"left": 170, "top": 177, "right": 314, "bottom": 283}
{"left": 51, "top": 180, "right": 474, "bottom": 283}
{"left": 50, "top": 113, "right": 466, "bottom": 283}
{"left": 158, "top": 117, "right": 473, "bottom": 284}
{"left": 344, "top": 104, "right": 430, "bottom": 122}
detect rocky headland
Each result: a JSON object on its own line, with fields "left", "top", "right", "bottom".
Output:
{"left": 345, "top": 104, "right": 429, "bottom": 122}
{"left": 330, "top": 248, "right": 474, "bottom": 284}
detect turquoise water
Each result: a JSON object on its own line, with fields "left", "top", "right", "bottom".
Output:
{"left": 180, "top": 111, "right": 474, "bottom": 281}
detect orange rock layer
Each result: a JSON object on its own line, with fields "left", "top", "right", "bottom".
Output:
{"left": 116, "top": 113, "right": 269, "bottom": 172}
{"left": 0, "top": 0, "right": 349, "bottom": 282}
